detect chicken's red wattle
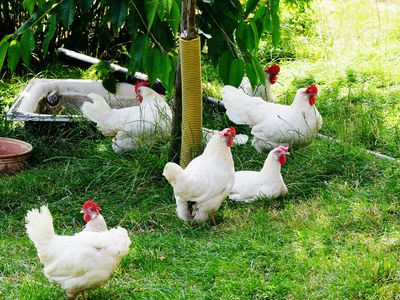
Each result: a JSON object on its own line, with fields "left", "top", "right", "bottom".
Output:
{"left": 83, "top": 213, "right": 91, "bottom": 222}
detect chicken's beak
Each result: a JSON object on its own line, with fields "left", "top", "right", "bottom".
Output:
{"left": 80, "top": 209, "right": 85, "bottom": 213}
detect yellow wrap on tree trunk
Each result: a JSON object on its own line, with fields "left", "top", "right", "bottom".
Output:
{"left": 179, "top": 36, "right": 202, "bottom": 167}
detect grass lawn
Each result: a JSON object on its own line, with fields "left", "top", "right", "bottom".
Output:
{"left": 1, "top": 0, "right": 400, "bottom": 299}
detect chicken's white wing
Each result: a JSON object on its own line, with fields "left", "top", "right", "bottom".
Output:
{"left": 222, "top": 86, "right": 287, "bottom": 126}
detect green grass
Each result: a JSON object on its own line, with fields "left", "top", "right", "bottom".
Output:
{"left": 1, "top": 0, "right": 400, "bottom": 299}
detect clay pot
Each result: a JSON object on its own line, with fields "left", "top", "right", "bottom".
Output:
{"left": 0, "top": 137, "right": 33, "bottom": 174}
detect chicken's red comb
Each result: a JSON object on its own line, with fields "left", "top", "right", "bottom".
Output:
{"left": 220, "top": 127, "right": 236, "bottom": 137}
{"left": 265, "top": 64, "right": 280, "bottom": 75}
{"left": 306, "top": 84, "right": 318, "bottom": 95}
{"left": 82, "top": 200, "right": 101, "bottom": 212}
{"left": 277, "top": 145, "right": 289, "bottom": 153}
{"left": 134, "top": 80, "right": 150, "bottom": 94}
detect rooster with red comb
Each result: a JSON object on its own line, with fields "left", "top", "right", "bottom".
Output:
{"left": 222, "top": 84, "right": 322, "bottom": 152}
{"left": 240, "top": 64, "right": 280, "bottom": 102}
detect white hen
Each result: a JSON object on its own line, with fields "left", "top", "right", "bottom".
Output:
{"left": 79, "top": 82, "right": 147, "bottom": 137}
{"left": 25, "top": 203, "right": 131, "bottom": 299}
{"left": 81, "top": 82, "right": 172, "bottom": 153}
{"left": 110, "top": 85, "right": 173, "bottom": 152}
{"left": 229, "top": 145, "right": 289, "bottom": 202}
{"left": 222, "top": 84, "right": 322, "bottom": 152}
{"left": 163, "top": 128, "right": 236, "bottom": 225}
{"left": 239, "top": 64, "right": 280, "bottom": 102}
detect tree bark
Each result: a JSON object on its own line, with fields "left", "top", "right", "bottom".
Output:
{"left": 168, "top": 52, "right": 182, "bottom": 163}
{"left": 186, "top": 0, "right": 197, "bottom": 40}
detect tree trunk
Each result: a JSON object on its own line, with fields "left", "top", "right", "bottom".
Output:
{"left": 168, "top": 2, "right": 187, "bottom": 163}
{"left": 168, "top": 52, "right": 183, "bottom": 163}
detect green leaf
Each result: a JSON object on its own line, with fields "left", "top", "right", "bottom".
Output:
{"left": 57, "top": 0, "right": 75, "bottom": 29}
{"left": 263, "top": 5, "right": 272, "bottom": 32}
{"left": 218, "top": 50, "right": 235, "bottom": 85}
{"left": 163, "top": 55, "right": 174, "bottom": 93}
{"left": 228, "top": 59, "right": 245, "bottom": 87}
{"left": 252, "top": 56, "right": 266, "bottom": 85}
{"left": 254, "top": 4, "right": 266, "bottom": 20}
{"left": 158, "top": 52, "right": 169, "bottom": 89}
{"left": 0, "top": 41, "right": 9, "bottom": 71}
{"left": 7, "top": 40, "right": 20, "bottom": 73}
{"left": 218, "top": 54, "right": 245, "bottom": 87}
{"left": 254, "top": 5, "right": 266, "bottom": 34}
{"left": 236, "top": 21, "right": 256, "bottom": 52}
{"left": 15, "top": 13, "right": 37, "bottom": 36}
{"left": 157, "top": 3, "right": 166, "bottom": 20}
{"left": 147, "top": 47, "right": 161, "bottom": 83}
{"left": 154, "top": 21, "right": 175, "bottom": 52}
{"left": 23, "top": 0, "right": 36, "bottom": 14}
{"left": 110, "top": 0, "right": 128, "bottom": 29}
{"left": 162, "top": 0, "right": 173, "bottom": 13}
{"left": 145, "top": 0, "right": 160, "bottom": 32}
{"left": 167, "top": 56, "right": 176, "bottom": 94}
{"left": 270, "top": 0, "right": 280, "bottom": 47}
{"left": 245, "top": 0, "right": 259, "bottom": 17}
{"left": 128, "top": 34, "right": 150, "bottom": 74}
{"left": 19, "top": 29, "right": 35, "bottom": 67}
{"left": 42, "top": 14, "right": 57, "bottom": 56}
{"left": 127, "top": 11, "right": 139, "bottom": 41}
{"left": 250, "top": 21, "right": 260, "bottom": 45}
{"left": 244, "top": 56, "right": 264, "bottom": 90}
{"left": 142, "top": 38, "right": 151, "bottom": 73}
{"left": 245, "top": 61, "right": 258, "bottom": 90}
{"left": 102, "top": 74, "right": 117, "bottom": 94}
{"left": 168, "top": 0, "right": 180, "bottom": 36}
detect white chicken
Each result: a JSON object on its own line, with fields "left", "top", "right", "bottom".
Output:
{"left": 229, "top": 145, "right": 289, "bottom": 202}
{"left": 25, "top": 201, "right": 131, "bottom": 299}
{"left": 222, "top": 84, "right": 322, "bottom": 152}
{"left": 239, "top": 64, "right": 280, "bottom": 102}
{"left": 81, "top": 82, "right": 172, "bottom": 153}
{"left": 162, "top": 127, "right": 236, "bottom": 225}
{"left": 81, "top": 83, "right": 248, "bottom": 152}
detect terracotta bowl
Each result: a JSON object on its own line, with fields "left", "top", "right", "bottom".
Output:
{"left": 0, "top": 137, "right": 33, "bottom": 174}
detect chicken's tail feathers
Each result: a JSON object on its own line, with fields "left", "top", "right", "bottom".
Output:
{"left": 222, "top": 86, "right": 251, "bottom": 124}
{"left": 234, "top": 134, "right": 249, "bottom": 145}
{"left": 162, "top": 162, "right": 183, "bottom": 186}
{"left": 81, "top": 93, "right": 112, "bottom": 123}
{"left": 25, "top": 205, "right": 55, "bottom": 249}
